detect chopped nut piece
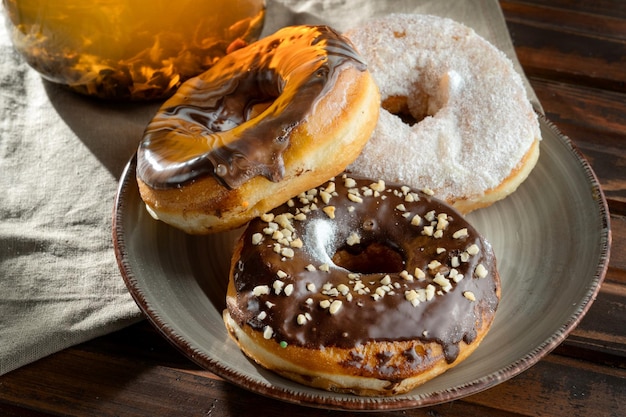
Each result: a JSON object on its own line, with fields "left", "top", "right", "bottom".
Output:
{"left": 467, "top": 244, "right": 480, "bottom": 255}
{"left": 436, "top": 214, "right": 449, "bottom": 230}
{"left": 395, "top": 203, "right": 407, "bottom": 212}
{"left": 422, "top": 225, "right": 434, "bottom": 236}
{"left": 252, "top": 285, "right": 270, "bottom": 296}
{"left": 405, "top": 289, "right": 420, "bottom": 307}
{"left": 400, "top": 270, "right": 414, "bottom": 281}
{"left": 370, "top": 180, "right": 386, "bottom": 192}
{"left": 414, "top": 267, "right": 426, "bottom": 280}
{"left": 306, "top": 282, "right": 316, "bottom": 292}
{"left": 274, "top": 214, "right": 293, "bottom": 230}
{"left": 305, "top": 264, "right": 316, "bottom": 272}
{"left": 347, "top": 193, "right": 363, "bottom": 203}
{"left": 251, "top": 233, "right": 263, "bottom": 245}
{"left": 320, "top": 190, "right": 332, "bottom": 204}
{"left": 422, "top": 187, "right": 435, "bottom": 196}
{"left": 272, "top": 280, "right": 284, "bottom": 294}
{"left": 263, "top": 326, "right": 273, "bottom": 339}
{"left": 436, "top": 247, "right": 446, "bottom": 254}
{"left": 337, "top": 284, "right": 350, "bottom": 295}
{"left": 320, "top": 299, "right": 331, "bottom": 309}
{"left": 323, "top": 206, "right": 336, "bottom": 219}
{"left": 433, "top": 273, "right": 452, "bottom": 291}
{"left": 260, "top": 213, "right": 274, "bottom": 223}
{"left": 329, "top": 300, "right": 343, "bottom": 314}
{"left": 257, "top": 311, "right": 267, "bottom": 320}
{"left": 347, "top": 232, "right": 360, "bottom": 246}
{"left": 284, "top": 284, "right": 294, "bottom": 296}
{"left": 297, "top": 314, "right": 307, "bottom": 325}
{"left": 319, "top": 263, "right": 330, "bottom": 272}
{"left": 290, "top": 238, "right": 303, "bottom": 248}
{"left": 475, "top": 263, "right": 489, "bottom": 278}
{"left": 453, "top": 228, "right": 469, "bottom": 239}
{"left": 280, "top": 247, "right": 294, "bottom": 258}
{"left": 425, "top": 284, "right": 436, "bottom": 300}
{"left": 411, "top": 214, "right": 422, "bottom": 226}
{"left": 463, "top": 291, "right": 476, "bottom": 301}
{"left": 428, "top": 260, "right": 442, "bottom": 270}
{"left": 324, "top": 287, "right": 339, "bottom": 297}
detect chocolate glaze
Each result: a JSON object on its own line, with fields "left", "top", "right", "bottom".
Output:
{"left": 228, "top": 175, "right": 500, "bottom": 364}
{"left": 137, "top": 26, "right": 366, "bottom": 190}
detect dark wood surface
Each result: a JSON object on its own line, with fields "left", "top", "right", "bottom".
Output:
{"left": 1, "top": 1, "right": 625, "bottom": 415}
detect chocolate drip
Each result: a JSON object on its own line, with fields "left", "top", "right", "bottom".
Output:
{"left": 137, "top": 26, "right": 366, "bottom": 190}
{"left": 228, "top": 175, "right": 500, "bottom": 364}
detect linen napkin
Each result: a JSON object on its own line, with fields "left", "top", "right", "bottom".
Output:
{"left": 0, "top": 0, "right": 537, "bottom": 376}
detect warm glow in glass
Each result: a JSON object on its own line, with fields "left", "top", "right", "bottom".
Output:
{"left": 3, "top": 0, "right": 265, "bottom": 100}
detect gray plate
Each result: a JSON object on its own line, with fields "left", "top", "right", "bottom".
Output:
{"left": 113, "top": 116, "right": 611, "bottom": 410}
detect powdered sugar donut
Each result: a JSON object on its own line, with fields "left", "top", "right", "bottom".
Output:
{"left": 345, "top": 14, "right": 541, "bottom": 213}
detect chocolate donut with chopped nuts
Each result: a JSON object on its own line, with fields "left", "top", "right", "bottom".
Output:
{"left": 223, "top": 173, "right": 500, "bottom": 396}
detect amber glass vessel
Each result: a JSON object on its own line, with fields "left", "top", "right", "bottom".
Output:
{"left": 3, "top": 0, "right": 265, "bottom": 100}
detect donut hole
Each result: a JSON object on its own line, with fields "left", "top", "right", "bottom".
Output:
{"left": 247, "top": 100, "right": 274, "bottom": 120}
{"left": 383, "top": 80, "right": 446, "bottom": 126}
{"left": 383, "top": 94, "right": 431, "bottom": 126}
{"left": 332, "top": 242, "right": 405, "bottom": 274}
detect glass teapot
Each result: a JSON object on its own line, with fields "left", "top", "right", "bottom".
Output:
{"left": 3, "top": 0, "right": 266, "bottom": 100}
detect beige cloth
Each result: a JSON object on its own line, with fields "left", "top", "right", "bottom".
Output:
{"left": 0, "top": 0, "right": 537, "bottom": 376}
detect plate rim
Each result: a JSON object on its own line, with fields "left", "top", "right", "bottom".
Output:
{"left": 112, "top": 114, "right": 611, "bottom": 411}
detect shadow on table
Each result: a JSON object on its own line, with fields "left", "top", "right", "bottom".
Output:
{"left": 43, "top": 79, "right": 162, "bottom": 181}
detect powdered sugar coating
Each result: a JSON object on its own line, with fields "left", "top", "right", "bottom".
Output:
{"left": 346, "top": 14, "right": 541, "bottom": 206}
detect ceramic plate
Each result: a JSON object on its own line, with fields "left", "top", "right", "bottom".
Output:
{"left": 113, "top": 116, "right": 611, "bottom": 410}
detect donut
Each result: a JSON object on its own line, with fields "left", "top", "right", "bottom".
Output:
{"left": 224, "top": 173, "right": 501, "bottom": 396}
{"left": 136, "top": 25, "right": 380, "bottom": 234}
{"left": 345, "top": 14, "right": 541, "bottom": 213}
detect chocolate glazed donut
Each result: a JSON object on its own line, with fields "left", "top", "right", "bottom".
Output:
{"left": 136, "top": 26, "right": 380, "bottom": 234}
{"left": 224, "top": 174, "right": 501, "bottom": 396}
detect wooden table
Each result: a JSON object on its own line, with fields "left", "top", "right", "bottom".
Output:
{"left": 1, "top": 1, "right": 624, "bottom": 415}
